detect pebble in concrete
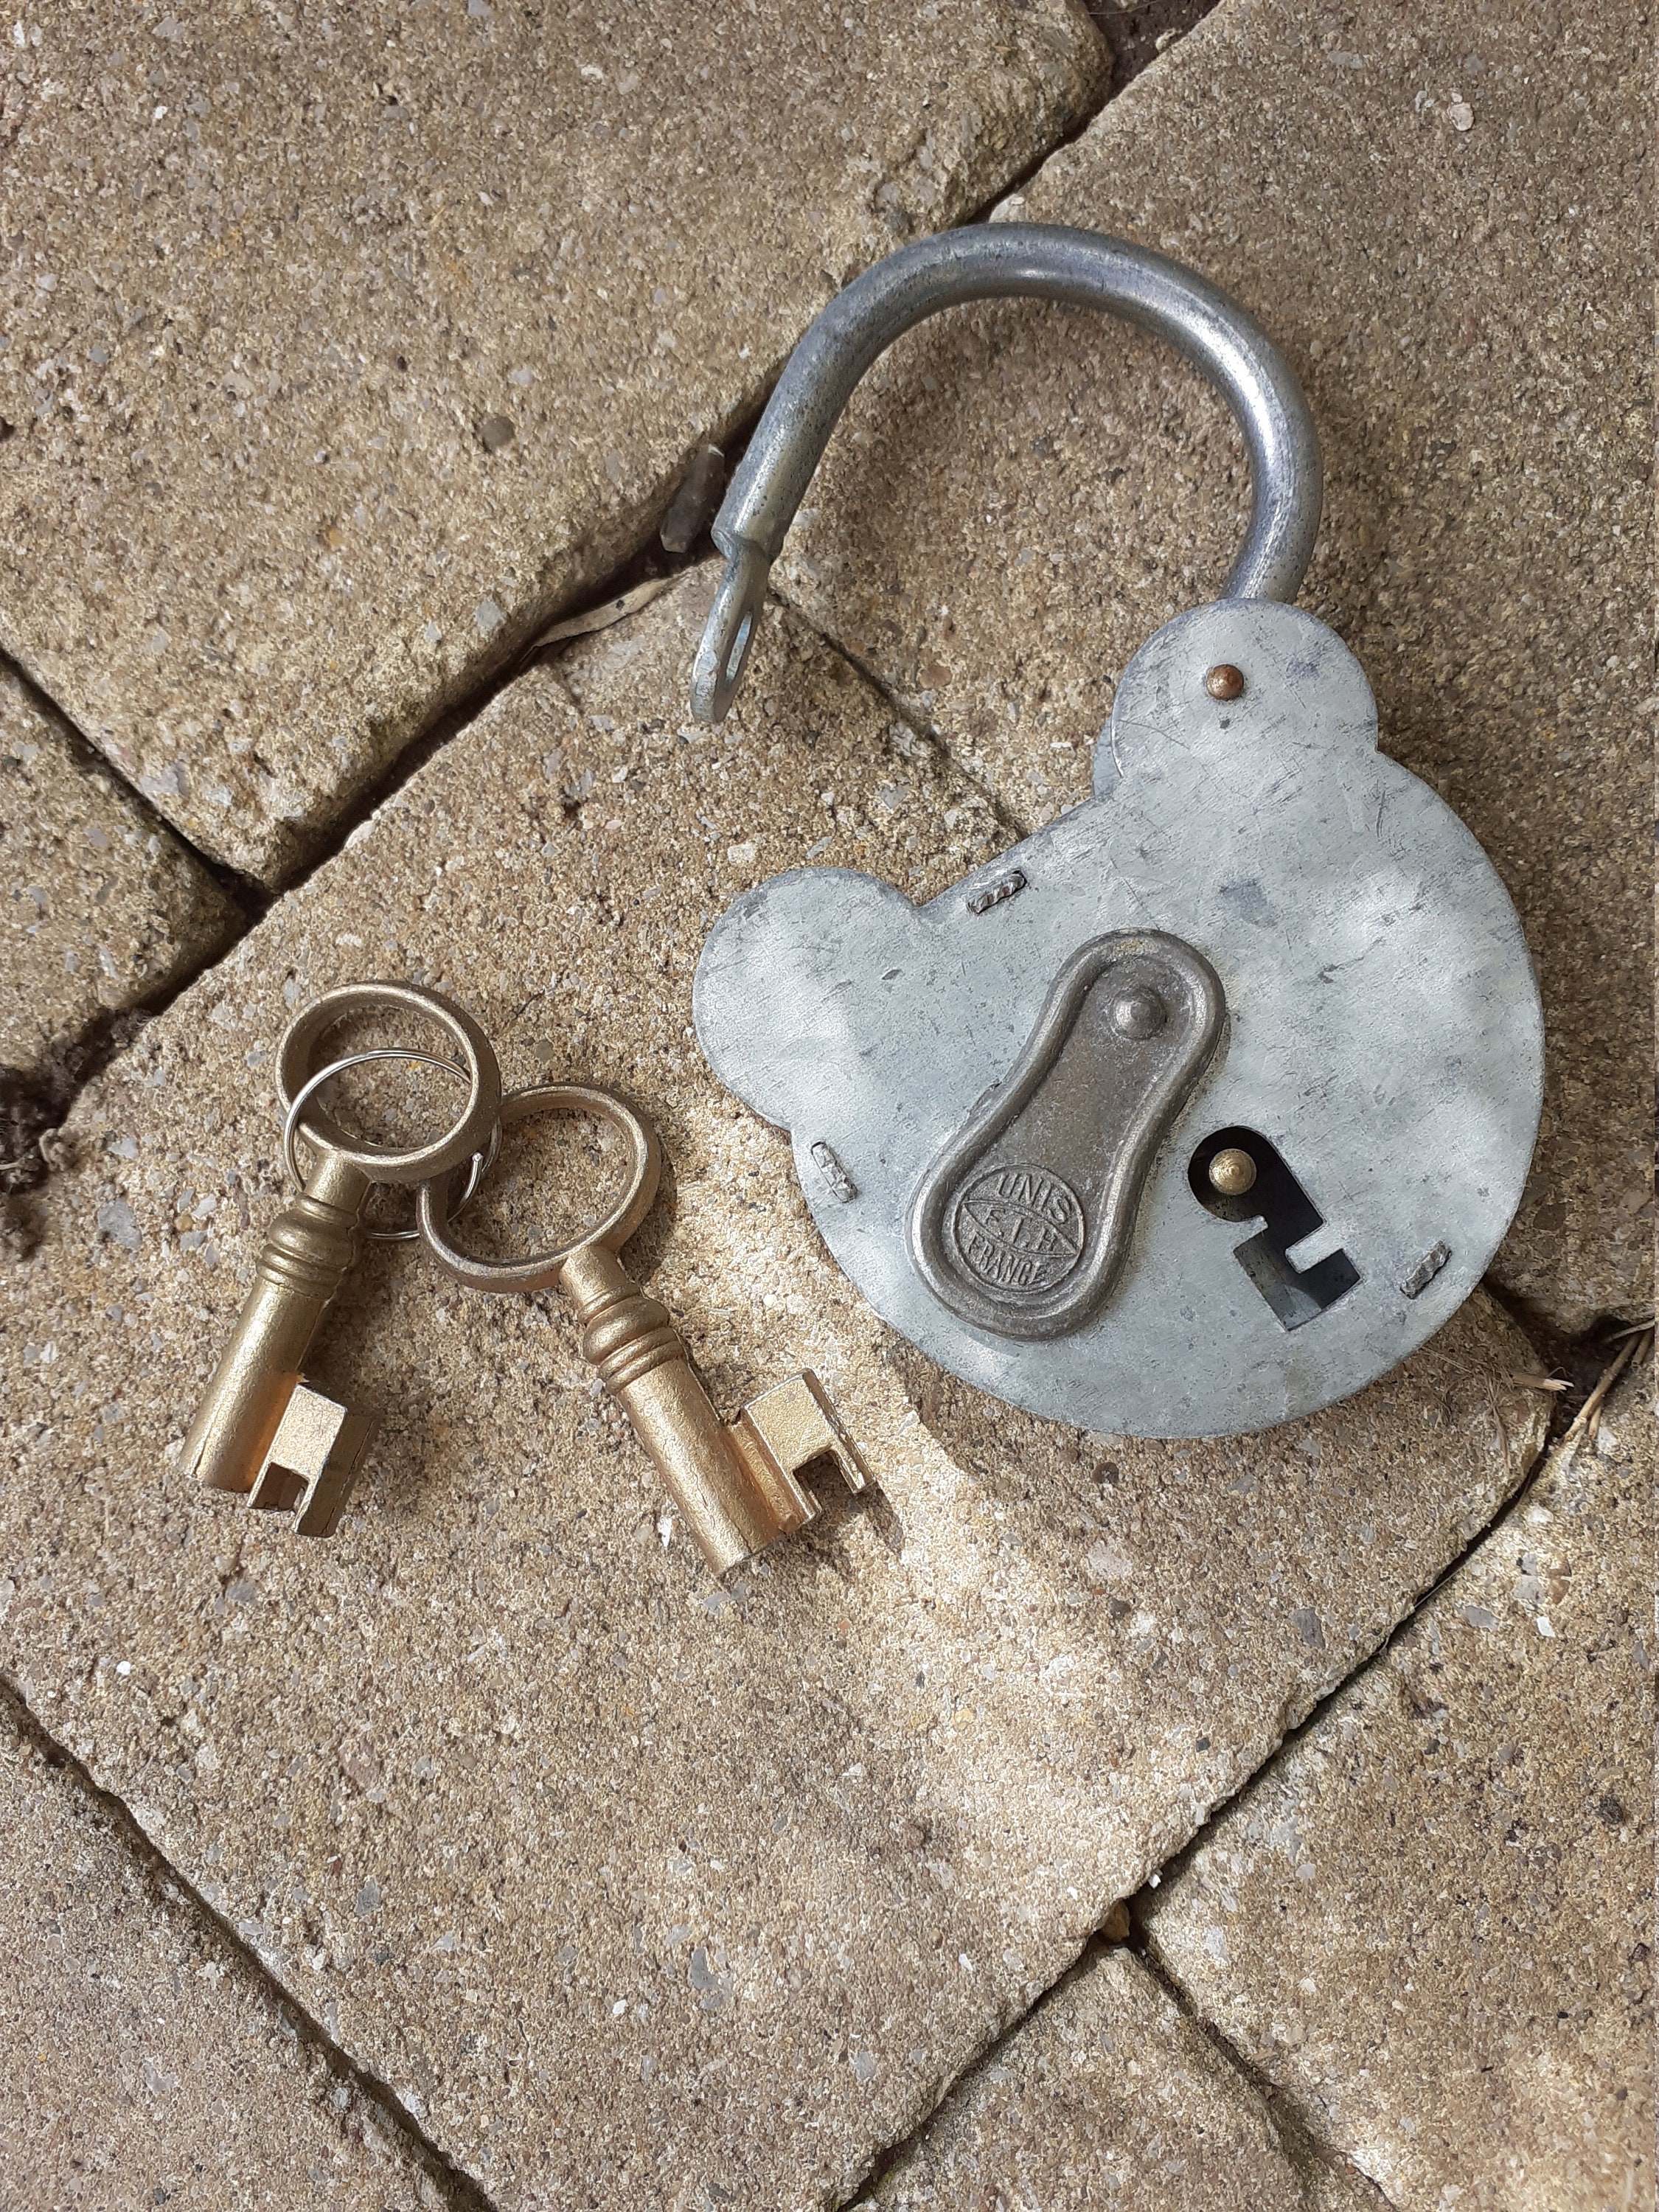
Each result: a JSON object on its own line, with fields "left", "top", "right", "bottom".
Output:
{"left": 0, "top": 1697, "right": 456, "bottom": 2211}
{"left": 1, "top": 659, "right": 238, "bottom": 1091}
{"left": 0, "top": 571, "right": 1547, "bottom": 2207}
{"left": 0, "top": 0, "right": 1107, "bottom": 885}
{"left": 770, "top": 0, "right": 1652, "bottom": 1335}
{"left": 1143, "top": 1358, "right": 1654, "bottom": 2212}
{"left": 857, "top": 1943, "right": 1384, "bottom": 2212}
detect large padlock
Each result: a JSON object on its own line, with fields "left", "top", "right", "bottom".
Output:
{"left": 688, "top": 226, "right": 1543, "bottom": 1439}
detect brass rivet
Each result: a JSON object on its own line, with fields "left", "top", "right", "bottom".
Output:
{"left": 1208, "top": 1146, "right": 1257, "bottom": 1197}
{"left": 1110, "top": 988, "right": 1166, "bottom": 1040}
{"left": 1205, "top": 663, "right": 1245, "bottom": 700}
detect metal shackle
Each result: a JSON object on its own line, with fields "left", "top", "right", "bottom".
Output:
{"left": 689, "top": 223, "right": 1323, "bottom": 724}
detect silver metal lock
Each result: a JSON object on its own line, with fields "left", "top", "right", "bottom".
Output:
{"left": 689, "top": 226, "right": 1543, "bottom": 1439}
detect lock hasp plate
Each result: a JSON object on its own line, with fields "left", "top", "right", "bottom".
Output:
{"left": 692, "top": 601, "right": 1544, "bottom": 1439}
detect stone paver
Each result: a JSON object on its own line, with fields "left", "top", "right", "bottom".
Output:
{"left": 0, "top": 0, "right": 1107, "bottom": 886}
{"left": 770, "top": 0, "right": 1652, "bottom": 1334}
{"left": 1, "top": 568, "right": 1548, "bottom": 2208}
{"left": 858, "top": 1943, "right": 1383, "bottom": 2211}
{"left": 1143, "top": 1357, "right": 1654, "bottom": 2212}
{"left": 0, "top": 1694, "right": 455, "bottom": 2211}
{"left": 1, "top": 657, "right": 238, "bottom": 1092}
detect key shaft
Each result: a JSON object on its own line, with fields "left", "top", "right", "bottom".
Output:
{"left": 180, "top": 1147, "right": 371, "bottom": 1494}
{"left": 560, "top": 1241, "right": 866, "bottom": 1576}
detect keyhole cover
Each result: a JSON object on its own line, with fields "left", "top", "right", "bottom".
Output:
{"left": 909, "top": 933, "right": 1222, "bottom": 1338}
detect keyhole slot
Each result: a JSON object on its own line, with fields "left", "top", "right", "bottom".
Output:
{"left": 1188, "top": 1127, "right": 1360, "bottom": 1330}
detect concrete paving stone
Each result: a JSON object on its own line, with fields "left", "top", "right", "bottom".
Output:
{"left": 771, "top": 0, "right": 1653, "bottom": 1335}
{"left": 0, "top": 569, "right": 1548, "bottom": 2208}
{"left": 856, "top": 1943, "right": 1384, "bottom": 2212}
{"left": 0, "top": 0, "right": 1109, "bottom": 888}
{"left": 1142, "top": 1356, "right": 1655, "bottom": 2212}
{"left": 0, "top": 1696, "right": 459, "bottom": 2211}
{"left": 1, "top": 655, "right": 239, "bottom": 1091}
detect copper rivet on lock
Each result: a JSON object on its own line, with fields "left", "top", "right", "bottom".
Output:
{"left": 1110, "top": 988, "right": 1167, "bottom": 1040}
{"left": 1208, "top": 1147, "right": 1257, "bottom": 1197}
{"left": 1205, "top": 663, "right": 1245, "bottom": 700}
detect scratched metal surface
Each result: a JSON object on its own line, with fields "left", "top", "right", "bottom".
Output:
{"left": 693, "top": 601, "right": 1544, "bottom": 1438}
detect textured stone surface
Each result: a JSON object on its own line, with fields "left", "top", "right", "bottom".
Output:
{"left": 1144, "top": 1357, "right": 1655, "bottom": 2212}
{"left": 1, "top": 658, "right": 238, "bottom": 1089}
{"left": 0, "top": 0, "right": 1107, "bottom": 884}
{"left": 771, "top": 0, "right": 1652, "bottom": 1332}
{"left": 0, "top": 1697, "right": 453, "bottom": 2211}
{"left": 860, "top": 1944, "right": 1382, "bottom": 2211}
{"left": 0, "top": 570, "right": 1546, "bottom": 2208}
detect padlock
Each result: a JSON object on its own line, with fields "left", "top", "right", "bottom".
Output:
{"left": 687, "top": 226, "right": 1543, "bottom": 1439}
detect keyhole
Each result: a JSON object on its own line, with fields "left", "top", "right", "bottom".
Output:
{"left": 1188, "top": 1127, "right": 1360, "bottom": 1330}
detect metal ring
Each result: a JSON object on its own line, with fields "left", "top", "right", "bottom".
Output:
{"left": 690, "top": 222, "right": 1322, "bottom": 723}
{"left": 282, "top": 1048, "right": 501, "bottom": 1244}
{"left": 276, "top": 980, "right": 501, "bottom": 1185}
{"left": 416, "top": 1082, "right": 662, "bottom": 1293}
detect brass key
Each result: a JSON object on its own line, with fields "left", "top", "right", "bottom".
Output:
{"left": 417, "top": 1083, "right": 869, "bottom": 1576}
{"left": 182, "top": 982, "right": 501, "bottom": 1531}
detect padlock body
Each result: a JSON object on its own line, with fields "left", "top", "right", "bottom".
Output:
{"left": 694, "top": 602, "right": 1543, "bottom": 1439}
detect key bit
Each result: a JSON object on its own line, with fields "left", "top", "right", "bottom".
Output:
{"left": 730, "top": 1374, "right": 870, "bottom": 1534}
{"left": 248, "top": 1380, "right": 379, "bottom": 1537}
{"left": 417, "top": 1082, "right": 871, "bottom": 1577}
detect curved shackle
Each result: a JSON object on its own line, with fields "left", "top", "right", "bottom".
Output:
{"left": 690, "top": 223, "right": 1322, "bottom": 724}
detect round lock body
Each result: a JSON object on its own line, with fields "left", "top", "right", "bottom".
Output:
{"left": 684, "top": 224, "right": 1542, "bottom": 1439}
{"left": 694, "top": 598, "right": 1543, "bottom": 1439}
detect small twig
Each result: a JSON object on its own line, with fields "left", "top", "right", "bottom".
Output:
{"left": 1559, "top": 1329, "right": 1652, "bottom": 1455}
{"left": 1503, "top": 1372, "right": 1571, "bottom": 1393}
{"left": 522, "top": 574, "right": 676, "bottom": 658}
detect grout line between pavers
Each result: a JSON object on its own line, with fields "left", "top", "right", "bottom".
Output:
{"left": 1130, "top": 1939, "right": 1401, "bottom": 2211}
{"left": 830, "top": 1447, "right": 1517, "bottom": 2212}
{"left": 956, "top": 0, "right": 1127, "bottom": 206}
{"left": 246, "top": 0, "right": 1136, "bottom": 897}
{"left": 832, "top": 1380, "right": 1548, "bottom": 2212}
{"left": 779, "top": 611, "right": 1037, "bottom": 851}
{"left": 0, "top": 529, "right": 709, "bottom": 1170}
{"left": 835, "top": 1916, "right": 1392, "bottom": 2211}
{"left": 835, "top": 1315, "right": 1602, "bottom": 2208}
{"left": 834, "top": 1932, "right": 1116, "bottom": 2208}
{"left": 1129, "top": 1333, "right": 1644, "bottom": 1927}
{"left": 0, "top": 1670, "right": 501, "bottom": 2212}
{"left": 0, "top": 648, "right": 266, "bottom": 1150}
{"left": 0, "top": 646, "right": 268, "bottom": 921}
{"left": 1113, "top": 1338, "right": 1652, "bottom": 2188}
{"left": 149, "top": 27, "right": 1138, "bottom": 929}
